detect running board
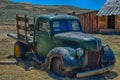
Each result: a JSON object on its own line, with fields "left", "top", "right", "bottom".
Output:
{"left": 32, "top": 56, "right": 46, "bottom": 66}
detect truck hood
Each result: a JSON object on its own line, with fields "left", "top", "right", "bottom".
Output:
{"left": 54, "top": 32, "right": 102, "bottom": 51}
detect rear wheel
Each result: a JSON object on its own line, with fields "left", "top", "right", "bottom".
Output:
{"left": 51, "top": 58, "right": 66, "bottom": 77}
{"left": 14, "top": 42, "right": 26, "bottom": 59}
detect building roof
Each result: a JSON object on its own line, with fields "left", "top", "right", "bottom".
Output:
{"left": 97, "top": 0, "right": 120, "bottom": 16}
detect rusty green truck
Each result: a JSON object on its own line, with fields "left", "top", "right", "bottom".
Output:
{"left": 7, "top": 14, "right": 115, "bottom": 77}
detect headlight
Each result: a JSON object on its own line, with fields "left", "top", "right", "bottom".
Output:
{"left": 103, "top": 45, "right": 110, "bottom": 52}
{"left": 76, "top": 48, "right": 84, "bottom": 57}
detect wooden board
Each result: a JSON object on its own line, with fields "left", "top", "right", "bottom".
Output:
{"left": 0, "top": 60, "right": 16, "bottom": 64}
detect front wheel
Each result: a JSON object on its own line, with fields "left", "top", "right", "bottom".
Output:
{"left": 51, "top": 58, "right": 66, "bottom": 77}
{"left": 14, "top": 42, "right": 26, "bottom": 59}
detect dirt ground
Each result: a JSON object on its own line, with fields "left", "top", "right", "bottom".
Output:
{"left": 0, "top": 25, "right": 120, "bottom": 80}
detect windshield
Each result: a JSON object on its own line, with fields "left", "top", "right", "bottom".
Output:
{"left": 52, "top": 20, "right": 81, "bottom": 33}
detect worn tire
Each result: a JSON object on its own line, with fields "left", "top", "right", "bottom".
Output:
{"left": 14, "top": 42, "right": 26, "bottom": 59}
{"left": 51, "top": 58, "right": 66, "bottom": 77}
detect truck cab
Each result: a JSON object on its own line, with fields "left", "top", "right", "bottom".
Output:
{"left": 34, "top": 14, "right": 82, "bottom": 57}
{"left": 8, "top": 14, "right": 115, "bottom": 78}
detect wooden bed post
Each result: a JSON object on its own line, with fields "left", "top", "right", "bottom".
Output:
{"left": 24, "top": 15, "right": 27, "bottom": 42}
{"left": 16, "top": 14, "right": 19, "bottom": 38}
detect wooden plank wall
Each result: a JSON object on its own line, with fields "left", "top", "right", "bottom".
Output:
{"left": 98, "top": 16, "right": 108, "bottom": 29}
{"left": 115, "top": 15, "right": 120, "bottom": 29}
{"left": 77, "top": 11, "right": 99, "bottom": 33}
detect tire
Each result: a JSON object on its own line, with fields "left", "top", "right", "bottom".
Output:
{"left": 51, "top": 58, "right": 66, "bottom": 77}
{"left": 14, "top": 42, "right": 26, "bottom": 59}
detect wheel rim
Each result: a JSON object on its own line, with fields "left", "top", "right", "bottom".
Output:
{"left": 55, "top": 60, "right": 63, "bottom": 72}
{"left": 15, "top": 45, "right": 20, "bottom": 58}
{"left": 53, "top": 58, "right": 65, "bottom": 76}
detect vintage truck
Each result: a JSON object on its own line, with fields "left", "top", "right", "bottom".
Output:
{"left": 7, "top": 14, "right": 115, "bottom": 77}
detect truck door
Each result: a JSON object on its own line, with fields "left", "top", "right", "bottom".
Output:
{"left": 35, "top": 21, "right": 54, "bottom": 57}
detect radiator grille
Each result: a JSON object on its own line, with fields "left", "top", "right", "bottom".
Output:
{"left": 88, "top": 50, "right": 102, "bottom": 70}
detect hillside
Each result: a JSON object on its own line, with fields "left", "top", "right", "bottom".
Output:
{"left": 0, "top": 0, "right": 92, "bottom": 24}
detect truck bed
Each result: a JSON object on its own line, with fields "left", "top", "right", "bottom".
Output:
{"left": 7, "top": 33, "right": 33, "bottom": 44}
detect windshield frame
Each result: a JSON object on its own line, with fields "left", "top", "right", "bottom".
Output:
{"left": 51, "top": 19, "right": 82, "bottom": 34}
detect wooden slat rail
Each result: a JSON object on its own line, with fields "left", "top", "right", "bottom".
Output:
{"left": 16, "top": 14, "right": 29, "bottom": 42}
{"left": 16, "top": 16, "right": 29, "bottom": 22}
{"left": 15, "top": 14, "right": 35, "bottom": 44}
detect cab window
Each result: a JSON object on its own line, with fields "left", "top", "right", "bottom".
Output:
{"left": 39, "top": 21, "right": 50, "bottom": 32}
{"left": 52, "top": 20, "right": 80, "bottom": 32}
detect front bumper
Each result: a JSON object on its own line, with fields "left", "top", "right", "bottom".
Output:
{"left": 76, "top": 65, "right": 114, "bottom": 78}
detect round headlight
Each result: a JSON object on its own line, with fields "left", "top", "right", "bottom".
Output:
{"left": 103, "top": 45, "right": 110, "bottom": 52}
{"left": 76, "top": 48, "right": 84, "bottom": 57}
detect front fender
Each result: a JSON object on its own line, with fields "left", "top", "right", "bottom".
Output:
{"left": 101, "top": 46, "right": 115, "bottom": 66}
{"left": 45, "top": 47, "right": 78, "bottom": 70}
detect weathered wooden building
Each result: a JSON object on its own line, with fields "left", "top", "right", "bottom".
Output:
{"left": 97, "top": 0, "right": 120, "bottom": 33}
{"left": 75, "top": 0, "right": 120, "bottom": 33}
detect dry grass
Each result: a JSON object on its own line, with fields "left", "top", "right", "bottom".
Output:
{"left": 0, "top": 25, "right": 120, "bottom": 80}
{"left": 0, "top": 25, "right": 15, "bottom": 58}
{"left": 0, "top": 65, "right": 53, "bottom": 80}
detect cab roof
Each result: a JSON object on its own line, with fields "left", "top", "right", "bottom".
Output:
{"left": 37, "top": 14, "right": 79, "bottom": 21}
